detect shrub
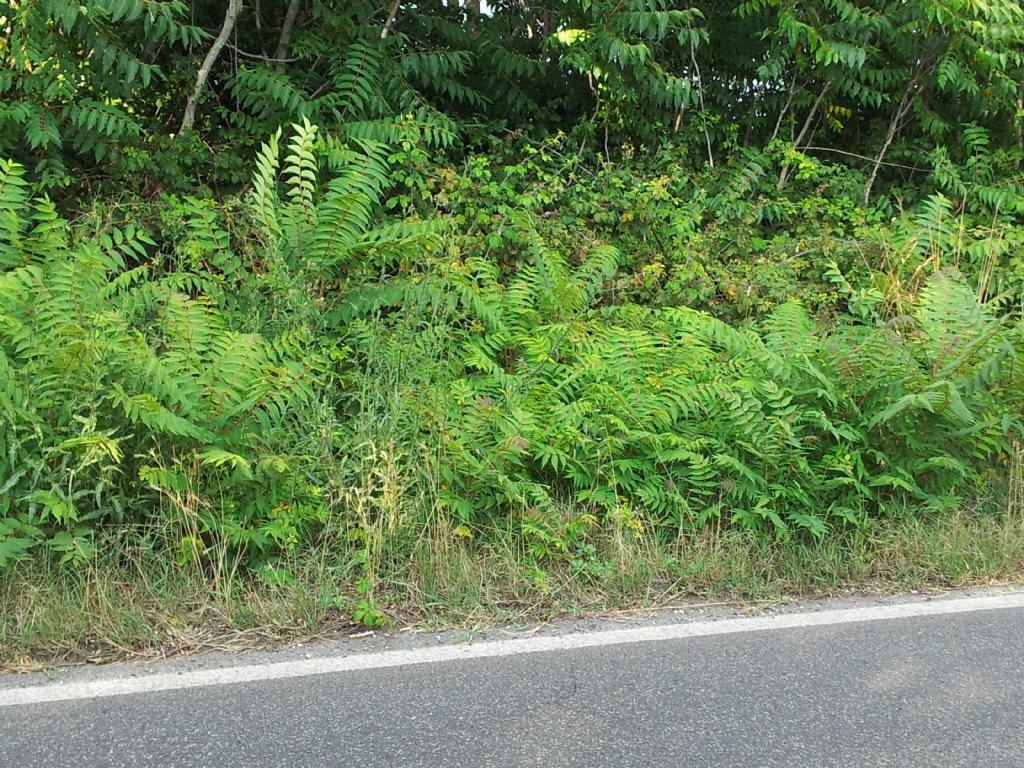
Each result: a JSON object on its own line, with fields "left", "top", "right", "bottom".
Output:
{"left": 0, "top": 156, "right": 329, "bottom": 568}
{"left": 428, "top": 235, "right": 1024, "bottom": 545}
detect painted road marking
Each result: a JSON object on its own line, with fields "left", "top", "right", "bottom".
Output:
{"left": 4, "top": 591, "right": 1023, "bottom": 707}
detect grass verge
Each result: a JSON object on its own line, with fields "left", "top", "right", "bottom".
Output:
{"left": 3, "top": 508, "right": 1023, "bottom": 670}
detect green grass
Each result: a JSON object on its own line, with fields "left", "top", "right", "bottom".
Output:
{"left": 3, "top": 508, "right": 1023, "bottom": 669}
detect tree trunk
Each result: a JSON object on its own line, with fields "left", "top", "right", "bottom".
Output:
{"left": 769, "top": 73, "right": 797, "bottom": 143}
{"left": 466, "top": 0, "right": 481, "bottom": 36}
{"left": 1016, "top": 86, "right": 1023, "bottom": 166}
{"left": 381, "top": 0, "right": 400, "bottom": 38}
{"left": 690, "top": 41, "right": 713, "bottom": 168}
{"left": 273, "top": 0, "right": 302, "bottom": 71}
{"left": 180, "top": 0, "right": 243, "bottom": 135}
{"left": 863, "top": 72, "right": 920, "bottom": 206}
{"left": 777, "top": 82, "right": 832, "bottom": 191}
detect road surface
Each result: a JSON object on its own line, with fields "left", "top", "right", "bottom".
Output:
{"left": 2, "top": 590, "right": 1023, "bottom": 767}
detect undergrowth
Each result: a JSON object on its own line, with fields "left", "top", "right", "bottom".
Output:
{"left": 6, "top": 0, "right": 1024, "bottom": 665}
{"left": 3, "top": 508, "right": 1023, "bottom": 667}
{"left": 2, "top": 123, "right": 1024, "bottom": 655}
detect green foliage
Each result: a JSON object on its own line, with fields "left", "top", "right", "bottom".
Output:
{"left": 428, "top": 137, "right": 867, "bottom": 320}
{"left": 551, "top": 0, "right": 708, "bottom": 132}
{"left": 1, "top": 0, "right": 1023, "bottom": 643}
{"left": 0, "top": 0, "right": 204, "bottom": 186}
{"left": 425, "top": 235, "right": 1022, "bottom": 547}
{"left": 4, "top": 0, "right": 1023, "bottom": 204}
{"left": 0, "top": 117, "right": 425, "bottom": 570}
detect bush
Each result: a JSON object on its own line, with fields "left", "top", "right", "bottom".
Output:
{"left": 0, "top": 124, "right": 437, "bottom": 571}
{"left": 425, "top": 237, "right": 1024, "bottom": 545}
{"left": 2, "top": 123, "right": 1023, "bottom": 581}
{"left": 0, "top": 156, "right": 328, "bottom": 568}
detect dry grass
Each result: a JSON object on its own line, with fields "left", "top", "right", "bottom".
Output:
{"left": 3, "top": 507, "right": 1023, "bottom": 670}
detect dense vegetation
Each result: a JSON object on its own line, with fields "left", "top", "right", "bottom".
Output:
{"left": 2, "top": 0, "right": 1024, "bottom": 645}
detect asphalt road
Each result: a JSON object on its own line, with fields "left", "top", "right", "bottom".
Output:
{"left": 2, "top": 591, "right": 1023, "bottom": 767}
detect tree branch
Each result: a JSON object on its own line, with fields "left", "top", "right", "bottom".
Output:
{"left": 225, "top": 42, "right": 298, "bottom": 63}
{"left": 799, "top": 146, "right": 923, "bottom": 171}
{"left": 180, "top": 0, "right": 243, "bottom": 135}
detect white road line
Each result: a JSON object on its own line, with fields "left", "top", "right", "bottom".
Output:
{"left": 3, "top": 591, "right": 1023, "bottom": 707}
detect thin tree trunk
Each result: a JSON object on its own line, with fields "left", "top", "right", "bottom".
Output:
{"left": 466, "top": 0, "right": 481, "bottom": 35}
{"left": 690, "top": 40, "right": 713, "bottom": 168}
{"left": 1017, "top": 87, "right": 1023, "bottom": 166}
{"left": 253, "top": 0, "right": 273, "bottom": 60}
{"left": 777, "top": 82, "right": 831, "bottom": 191}
{"left": 180, "top": 0, "right": 243, "bottom": 135}
{"left": 769, "top": 73, "right": 798, "bottom": 143}
{"left": 273, "top": 0, "right": 301, "bottom": 71}
{"left": 864, "top": 71, "right": 920, "bottom": 206}
{"left": 540, "top": 8, "right": 553, "bottom": 36}
{"left": 742, "top": 88, "right": 764, "bottom": 147}
{"left": 381, "top": 0, "right": 400, "bottom": 38}
{"left": 793, "top": 83, "right": 831, "bottom": 150}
